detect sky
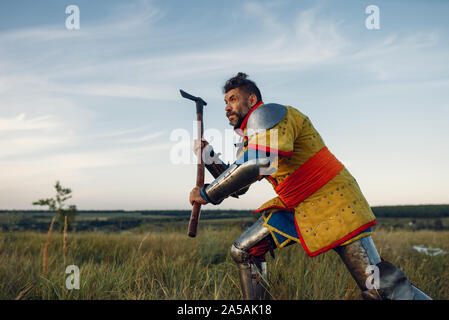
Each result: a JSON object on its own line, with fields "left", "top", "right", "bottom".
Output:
{"left": 0, "top": 0, "right": 448, "bottom": 210}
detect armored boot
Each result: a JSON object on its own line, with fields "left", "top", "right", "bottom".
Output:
{"left": 334, "top": 236, "right": 432, "bottom": 300}
{"left": 235, "top": 260, "right": 271, "bottom": 300}
{"left": 231, "top": 217, "right": 273, "bottom": 300}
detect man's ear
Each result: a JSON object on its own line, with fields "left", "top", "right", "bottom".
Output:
{"left": 248, "top": 93, "right": 257, "bottom": 107}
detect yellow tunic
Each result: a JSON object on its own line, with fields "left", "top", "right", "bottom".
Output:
{"left": 239, "top": 105, "right": 376, "bottom": 257}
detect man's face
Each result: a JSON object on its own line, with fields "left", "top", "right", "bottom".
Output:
{"left": 224, "top": 88, "right": 254, "bottom": 128}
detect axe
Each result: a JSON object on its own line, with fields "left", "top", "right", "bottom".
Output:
{"left": 180, "top": 89, "right": 207, "bottom": 237}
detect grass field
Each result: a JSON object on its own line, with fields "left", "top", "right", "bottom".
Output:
{"left": 1, "top": 221, "right": 448, "bottom": 300}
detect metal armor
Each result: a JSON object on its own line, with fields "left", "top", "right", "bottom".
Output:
{"left": 203, "top": 145, "right": 229, "bottom": 178}
{"left": 334, "top": 236, "right": 432, "bottom": 300}
{"left": 246, "top": 103, "right": 287, "bottom": 136}
{"left": 201, "top": 103, "right": 287, "bottom": 205}
{"left": 217, "top": 102, "right": 432, "bottom": 300}
{"left": 230, "top": 217, "right": 273, "bottom": 300}
{"left": 202, "top": 103, "right": 289, "bottom": 298}
{"left": 202, "top": 158, "right": 270, "bottom": 205}
{"left": 203, "top": 145, "right": 249, "bottom": 198}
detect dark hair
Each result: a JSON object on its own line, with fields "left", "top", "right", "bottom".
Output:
{"left": 223, "top": 72, "right": 262, "bottom": 103}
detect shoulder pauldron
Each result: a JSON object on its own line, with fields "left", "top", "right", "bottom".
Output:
{"left": 246, "top": 103, "right": 287, "bottom": 135}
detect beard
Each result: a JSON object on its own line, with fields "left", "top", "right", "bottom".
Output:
{"left": 226, "top": 102, "right": 251, "bottom": 128}
{"left": 226, "top": 112, "right": 245, "bottom": 128}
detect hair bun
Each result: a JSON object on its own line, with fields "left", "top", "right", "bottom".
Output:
{"left": 236, "top": 72, "right": 248, "bottom": 79}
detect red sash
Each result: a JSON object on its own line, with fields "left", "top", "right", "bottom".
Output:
{"left": 274, "top": 147, "right": 344, "bottom": 208}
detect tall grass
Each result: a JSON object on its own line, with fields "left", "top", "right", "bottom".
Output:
{"left": 0, "top": 225, "right": 448, "bottom": 300}
{"left": 63, "top": 216, "right": 68, "bottom": 266}
{"left": 42, "top": 216, "right": 55, "bottom": 277}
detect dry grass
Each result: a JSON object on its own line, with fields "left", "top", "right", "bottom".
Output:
{"left": 63, "top": 216, "right": 68, "bottom": 266}
{"left": 0, "top": 226, "right": 448, "bottom": 300}
{"left": 42, "top": 217, "right": 55, "bottom": 277}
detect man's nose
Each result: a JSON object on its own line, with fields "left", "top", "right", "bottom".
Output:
{"left": 225, "top": 104, "right": 232, "bottom": 112}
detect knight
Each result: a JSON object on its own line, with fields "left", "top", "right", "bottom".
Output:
{"left": 189, "top": 72, "right": 431, "bottom": 300}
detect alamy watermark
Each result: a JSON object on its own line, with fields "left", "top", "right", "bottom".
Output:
{"left": 65, "top": 5, "right": 80, "bottom": 30}
{"left": 365, "top": 5, "right": 380, "bottom": 30}
{"left": 65, "top": 265, "right": 80, "bottom": 290}
{"left": 169, "top": 122, "right": 279, "bottom": 175}
{"left": 365, "top": 265, "right": 380, "bottom": 290}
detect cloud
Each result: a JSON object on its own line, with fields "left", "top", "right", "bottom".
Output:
{"left": 0, "top": 2, "right": 351, "bottom": 105}
{"left": 0, "top": 113, "right": 60, "bottom": 132}
{"left": 0, "top": 0, "right": 163, "bottom": 44}
{"left": 1, "top": 1, "right": 448, "bottom": 209}
{"left": 0, "top": 132, "right": 172, "bottom": 185}
{"left": 0, "top": 135, "right": 70, "bottom": 159}
{"left": 119, "top": 131, "right": 165, "bottom": 143}
{"left": 51, "top": 83, "right": 179, "bottom": 101}
{"left": 0, "top": 0, "right": 172, "bottom": 100}
{"left": 242, "top": 1, "right": 285, "bottom": 32}
{"left": 0, "top": 113, "right": 69, "bottom": 158}
{"left": 0, "top": 1, "right": 446, "bottom": 107}
{"left": 94, "top": 125, "right": 153, "bottom": 138}
{"left": 47, "top": 143, "right": 172, "bottom": 170}
{"left": 343, "top": 30, "right": 444, "bottom": 82}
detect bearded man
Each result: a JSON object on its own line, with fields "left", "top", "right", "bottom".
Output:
{"left": 189, "top": 72, "right": 431, "bottom": 300}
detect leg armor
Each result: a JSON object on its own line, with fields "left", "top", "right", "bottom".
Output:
{"left": 230, "top": 217, "right": 274, "bottom": 300}
{"left": 334, "top": 236, "right": 432, "bottom": 300}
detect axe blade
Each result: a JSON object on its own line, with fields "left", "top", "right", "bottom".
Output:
{"left": 180, "top": 89, "right": 207, "bottom": 106}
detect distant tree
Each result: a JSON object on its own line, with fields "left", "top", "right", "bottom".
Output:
{"left": 434, "top": 219, "right": 444, "bottom": 231}
{"left": 32, "top": 181, "right": 77, "bottom": 232}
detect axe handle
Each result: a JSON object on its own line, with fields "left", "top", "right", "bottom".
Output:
{"left": 188, "top": 203, "right": 201, "bottom": 237}
{"left": 188, "top": 107, "right": 204, "bottom": 237}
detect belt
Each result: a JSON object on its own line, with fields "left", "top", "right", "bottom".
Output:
{"left": 274, "top": 147, "right": 344, "bottom": 208}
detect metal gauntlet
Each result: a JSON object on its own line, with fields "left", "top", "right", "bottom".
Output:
{"left": 201, "top": 158, "right": 270, "bottom": 205}
{"left": 203, "top": 145, "right": 229, "bottom": 178}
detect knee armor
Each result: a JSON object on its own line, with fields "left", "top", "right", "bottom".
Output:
{"left": 230, "top": 217, "right": 273, "bottom": 300}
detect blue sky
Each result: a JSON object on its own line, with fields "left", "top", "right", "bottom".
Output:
{"left": 0, "top": 0, "right": 448, "bottom": 210}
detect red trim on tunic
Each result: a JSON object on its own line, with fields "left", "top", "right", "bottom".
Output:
{"left": 234, "top": 101, "right": 264, "bottom": 137}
